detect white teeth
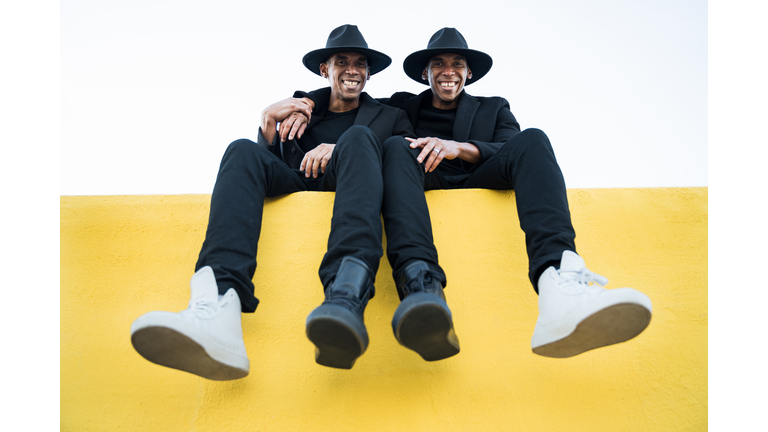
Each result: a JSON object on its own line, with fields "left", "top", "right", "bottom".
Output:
{"left": 343, "top": 80, "right": 359, "bottom": 86}
{"left": 440, "top": 82, "right": 457, "bottom": 88}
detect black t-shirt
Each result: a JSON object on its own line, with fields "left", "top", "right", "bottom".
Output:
{"left": 416, "top": 103, "right": 466, "bottom": 176}
{"left": 298, "top": 108, "right": 358, "bottom": 153}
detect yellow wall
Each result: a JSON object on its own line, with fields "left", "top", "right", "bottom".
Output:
{"left": 60, "top": 188, "right": 707, "bottom": 431}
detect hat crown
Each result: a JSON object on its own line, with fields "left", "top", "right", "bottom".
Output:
{"left": 325, "top": 24, "right": 369, "bottom": 50}
{"left": 302, "top": 24, "right": 391, "bottom": 76}
{"left": 426, "top": 27, "right": 469, "bottom": 50}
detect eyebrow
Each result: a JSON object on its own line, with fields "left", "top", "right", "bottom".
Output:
{"left": 432, "top": 56, "right": 466, "bottom": 62}
{"left": 335, "top": 55, "right": 368, "bottom": 62}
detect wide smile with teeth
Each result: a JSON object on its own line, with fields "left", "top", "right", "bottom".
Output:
{"left": 342, "top": 80, "right": 360, "bottom": 87}
{"left": 439, "top": 82, "right": 458, "bottom": 89}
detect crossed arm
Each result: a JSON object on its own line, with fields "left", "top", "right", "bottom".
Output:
{"left": 260, "top": 97, "right": 314, "bottom": 144}
{"left": 260, "top": 97, "right": 332, "bottom": 178}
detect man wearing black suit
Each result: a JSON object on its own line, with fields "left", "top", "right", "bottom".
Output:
{"left": 298, "top": 28, "right": 654, "bottom": 359}
{"left": 130, "top": 25, "right": 461, "bottom": 380}
{"left": 400, "top": 28, "right": 655, "bottom": 358}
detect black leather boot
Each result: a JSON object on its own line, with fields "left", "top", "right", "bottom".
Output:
{"left": 306, "top": 256, "right": 375, "bottom": 369}
{"left": 392, "top": 260, "right": 460, "bottom": 361}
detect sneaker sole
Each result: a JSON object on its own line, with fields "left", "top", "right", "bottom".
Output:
{"left": 131, "top": 326, "right": 249, "bottom": 380}
{"left": 532, "top": 303, "right": 651, "bottom": 358}
{"left": 306, "top": 306, "right": 368, "bottom": 369}
{"left": 394, "top": 299, "right": 460, "bottom": 362}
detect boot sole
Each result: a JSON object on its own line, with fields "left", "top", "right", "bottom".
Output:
{"left": 131, "top": 326, "right": 249, "bottom": 380}
{"left": 306, "top": 306, "right": 368, "bottom": 369}
{"left": 532, "top": 303, "right": 651, "bottom": 358}
{"left": 393, "top": 295, "right": 460, "bottom": 361}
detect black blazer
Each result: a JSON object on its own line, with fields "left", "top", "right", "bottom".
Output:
{"left": 384, "top": 89, "right": 521, "bottom": 172}
{"left": 300, "top": 88, "right": 521, "bottom": 174}
{"left": 258, "top": 89, "right": 415, "bottom": 170}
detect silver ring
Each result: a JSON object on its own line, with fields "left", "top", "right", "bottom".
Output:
{"left": 432, "top": 148, "right": 441, "bottom": 155}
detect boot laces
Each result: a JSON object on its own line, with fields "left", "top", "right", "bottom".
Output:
{"left": 403, "top": 269, "right": 435, "bottom": 296}
{"left": 324, "top": 293, "right": 365, "bottom": 316}
{"left": 557, "top": 268, "right": 609, "bottom": 291}
{"left": 188, "top": 298, "right": 221, "bottom": 318}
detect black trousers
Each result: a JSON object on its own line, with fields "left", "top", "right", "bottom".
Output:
{"left": 424, "top": 128, "right": 577, "bottom": 292}
{"left": 196, "top": 126, "right": 443, "bottom": 312}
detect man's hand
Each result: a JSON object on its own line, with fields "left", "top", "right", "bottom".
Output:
{"left": 278, "top": 111, "right": 310, "bottom": 143}
{"left": 407, "top": 137, "right": 480, "bottom": 172}
{"left": 260, "top": 97, "right": 313, "bottom": 143}
{"left": 300, "top": 143, "right": 335, "bottom": 178}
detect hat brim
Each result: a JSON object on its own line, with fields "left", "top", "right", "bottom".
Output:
{"left": 403, "top": 48, "right": 492, "bottom": 86}
{"left": 303, "top": 47, "right": 392, "bottom": 76}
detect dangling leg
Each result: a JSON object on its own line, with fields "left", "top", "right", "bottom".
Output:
{"left": 132, "top": 140, "right": 306, "bottom": 379}
{"left": 306, "top": 126, "right": 384, "bottom": 369}
{"left": 382, "top": 136, "right": 459, "bottom": 362}
{"left": 465, "top": 129, "right": 652, "bottom": 357}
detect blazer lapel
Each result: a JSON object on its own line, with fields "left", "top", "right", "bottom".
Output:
{"left": 354, "top": 93, "right": 381, "bottom": 127}
{"left": 307, "top": 107, "right": 326, "bottom": 129}
{"left": 399, "top": 89, "right": 434, "bottom": 133}
{"left": 453, "top": 91, "right": 480, "bottom": 142}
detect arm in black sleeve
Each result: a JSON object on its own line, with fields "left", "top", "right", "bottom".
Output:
{"left": 392, "top": 108, "right": 416, "bottom": 139}
{"left": 384, "top": 91, "right": 418, "bottom": 108}
{"left": 467, "top": 98, "right": 521, "bottom": 164}
{"left": 297, "top": 88, "right": 417, "bottom": 108}
{"left": 256, "top": 127, "right": 283, "bottom": 160}
{"left": 293, "top": 87, "right": 331, "bottom": 112}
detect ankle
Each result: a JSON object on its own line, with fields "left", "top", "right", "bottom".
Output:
{"left": 534, "top": 260, "right": 560, "bottom": 293}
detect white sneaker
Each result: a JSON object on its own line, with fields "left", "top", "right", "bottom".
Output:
{"left": 531, "top": 251, "right": 652, "bottom": 358}
{"left": 130, "top": 266, "right": 250, "bottom": 380}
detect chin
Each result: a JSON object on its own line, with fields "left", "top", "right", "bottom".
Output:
{"left": 341, "top": 92, "right": 362, "bottom": 101}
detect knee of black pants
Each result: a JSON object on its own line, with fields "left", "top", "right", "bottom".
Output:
{"left": 224, "top": 138, "right": 255, "bottom": 157}
{"left": 336, "top": 125, "right": 382, "bottom": 157}
{"left": 383, "top": 135, "right": 422, "bottom": 161}
{"left": 221, "top": 138, "right": 274, "bottom": 169}
{"left": 223, "top": 138, "right": 272, "bottom": 163}
{"left": 219, "top": 139, "right": 290, "bottom": 185}
{"left": 518, "top": 128, "right": 549, "bottom": 143}
{"left": 499, "top": 128, "right": 555, "bottom": 158}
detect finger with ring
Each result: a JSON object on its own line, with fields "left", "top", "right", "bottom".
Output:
{"left": 433, "top": 148, "right": 441, "bottom": 155}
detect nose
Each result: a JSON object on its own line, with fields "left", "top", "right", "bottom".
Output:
{"left": 441, "top": 66, "right": 455, "bottom": 76}
{"left": 346, "top": 64, "right": 360, "bottom": 76}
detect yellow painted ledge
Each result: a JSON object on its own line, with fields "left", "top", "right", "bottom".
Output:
{"left": 61, "top": 188, "right": 707, "bottom": 431}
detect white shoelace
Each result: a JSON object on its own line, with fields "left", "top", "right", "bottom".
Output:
{"left": 187, "top": 299, "right": 221, "bottom": 318}
{"left": 558, "top": 268, "right": 609, "bottom": 289}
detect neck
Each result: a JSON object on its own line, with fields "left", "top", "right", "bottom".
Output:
{"left": 431, "top": 94, "right": 459, "bottom": 110}
{"left": 329, "top": 92, "right": 361, "bottom": 113}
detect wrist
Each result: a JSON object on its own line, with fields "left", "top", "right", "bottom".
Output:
{"left": 261, "top": 117, "right": 277, "bottom": 143}
{"left": 457, "top": 141, "right": 480, "bottom": 163}
{"left": 262, "top": 116, "right": 276, "bottom": 132}
{"left": 301, "top": 97, "right": 316, "bottom": 111}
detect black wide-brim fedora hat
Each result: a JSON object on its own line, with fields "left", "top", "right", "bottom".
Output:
{"left": 403, "top": 27, "right": 493, "bottom": 86}
{"left": 303, "top": 24, "right": 392, "bottom": 76}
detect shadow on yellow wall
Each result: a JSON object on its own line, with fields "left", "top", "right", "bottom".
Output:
{"left": 61, "top": 188, "right": 707, "bottom": 431}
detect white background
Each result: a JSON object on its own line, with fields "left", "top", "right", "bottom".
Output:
{"left": 2, "top": 0, "right": 766, "bottom": 429}
{"left": 59, "top": 0, "right": 707, "bottom": 195}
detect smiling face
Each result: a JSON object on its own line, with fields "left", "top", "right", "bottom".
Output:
{"left": 422, "top": 53, "right": 473, "bottom": 110}
{"left": 319, "top": 51, "right": 370, "bottom": 112}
